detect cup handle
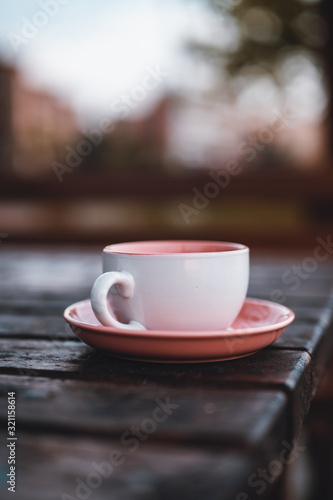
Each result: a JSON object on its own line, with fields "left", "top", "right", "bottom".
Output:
{"left": 91, "top": 271, "right": 146, "bottom": 331}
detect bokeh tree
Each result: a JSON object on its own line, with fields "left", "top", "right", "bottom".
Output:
{"left": 188, "top": 0, "right": 327, "bottom": 91}
{"left": 185, "top": 0, "right": 331, "bottom": 165}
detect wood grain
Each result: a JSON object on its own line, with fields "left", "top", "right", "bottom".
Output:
{"left": 0, "top": 246, "right": 332, "bottom": 500}
{"left": 0, "top": 375, "right": 288, "bottom": 451}
{"left": 0, "top": 430, "right": 286, "bottom": 500}
{"left": 0, "top": 341, "right": 311, "bottom": 438}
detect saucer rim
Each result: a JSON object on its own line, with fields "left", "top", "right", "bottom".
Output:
{"left": 63, "top": 297, "right": 295, "bottom": 339}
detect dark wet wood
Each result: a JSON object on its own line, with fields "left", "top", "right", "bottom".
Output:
{"left": 0, "top": 246, "right": 333, "bottom": 499}
{"left": 0, "top": 431, "right": 276, "bottom": 500}
{"left": 0, "top": 341, "right": 311, "bottom": 441}
{"left": 0, "top": 375, "right": 288, "bottom": 452}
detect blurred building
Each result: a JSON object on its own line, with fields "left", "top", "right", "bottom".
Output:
{"left": 1, "top": 59, "right": 327, "bottom": 181}
{"left": 0, "top": 62, "right": 14, "bottom": 174}
{"left": 0, "top": 60, "right": 78, "bottom": 179}
{"left": 79, "top": 97, "right": 170, "bottom": 174}
{"left": 102, "top": 93, "right": 327, "bottom": 173}
{"left": 80, "top": 94, "right": 250, "bottom": 173}
{"left": 166, "top": 95, "right": 241, "bottom": 168}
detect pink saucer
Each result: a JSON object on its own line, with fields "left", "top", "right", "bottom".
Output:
{"left": 64, "top": 298, "right": 294, "bottom": 363}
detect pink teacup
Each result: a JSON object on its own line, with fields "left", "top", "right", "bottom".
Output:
{"left": 91, "top": 240, "right": 249, "bottom": 331}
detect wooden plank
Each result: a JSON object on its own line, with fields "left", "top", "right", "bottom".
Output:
{"left": 272, "top": 298, "right": 333, "bottom": 394}
{"left": 2, "top": 291, "right": 327, "bottom": 316}
{"left": 285, "top": 306, "right": 331, "bottom": 324}
{"left": 0, "top": 305, "right": 327, "bottom": 341}
{"left": 0, "top": 301, "right": 326, "bottom": 329}
{"left": 0, "top": 314, "right": 75, "bottom": 340}
{"left": 0, "top": 310, "right": 330, "bottom": 399}
{"left": 250, "top": 258, "right": 333, "bottom": 277}
{"left": 248, "top": 286, "right": 333, "bottom": 301}
{"left": 0, "top": 299, "right": 80, "bottom": 316}
{"left": 0, "top": 247, "right": 99, "bottom": 301}
{"left": 271, "top": 300, "right": 333, "bottom": 352}
{"left": 248, "top": 261, "right": 333, "bottom": 301}
{"left": 0, "top": 375, "right": 288, "bottom": 450}
{"left": 303, "top": 307, "right": 333, "bottom": 395}
{"left": 273, "top": 306, "right": 333, "bottom": 353}
{"left": 273, "top": 322, "right": 329, "bottom": 352}
{"left": 0, "top": 340, "right": 309, "bottom": 389}
{"left": 1, "top": 247, "right": 332, "bottom": 290}
{"left": 0, "top": 430, "right": 291, "bottom": 500}
{"left": 1, "top": 249, "right": 332, "bottom": 302}
{"left": 0, "top": 247, "right": 331, "bottom": 500}
{"left": 249, "top": 277, "right": 333, "bottom": 294}
{"left": 0, "top": 340, "right": 312, "bottom": 438}
{"left": 256, "top": 295, "right": 333, "bottom": 309}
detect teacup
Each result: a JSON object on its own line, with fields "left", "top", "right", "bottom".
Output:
{"left": 90, "top": 240, "right": 249, "bottom": 331}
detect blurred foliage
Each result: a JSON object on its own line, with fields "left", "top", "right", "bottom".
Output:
{"left": 190, "top": 0, "right": 326, "bottom": 86}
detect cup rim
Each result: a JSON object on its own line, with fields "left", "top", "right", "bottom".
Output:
{"left": 103, "top": 240, "right": 249, "bottom": 257}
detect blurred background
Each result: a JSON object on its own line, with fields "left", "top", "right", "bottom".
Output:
{"left": 0, "top": 0, "right": 333, "bottom": 248}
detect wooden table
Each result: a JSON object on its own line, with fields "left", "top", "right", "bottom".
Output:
{"left": 0, "top": 246, "right": 333, "bottom": 500}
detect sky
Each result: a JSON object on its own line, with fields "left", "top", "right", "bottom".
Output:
{"left": 0, "top": 0, "right": 212, "bottom": 123}
{"left": 0, "top": 0, "right": 328, "bottom": 127}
